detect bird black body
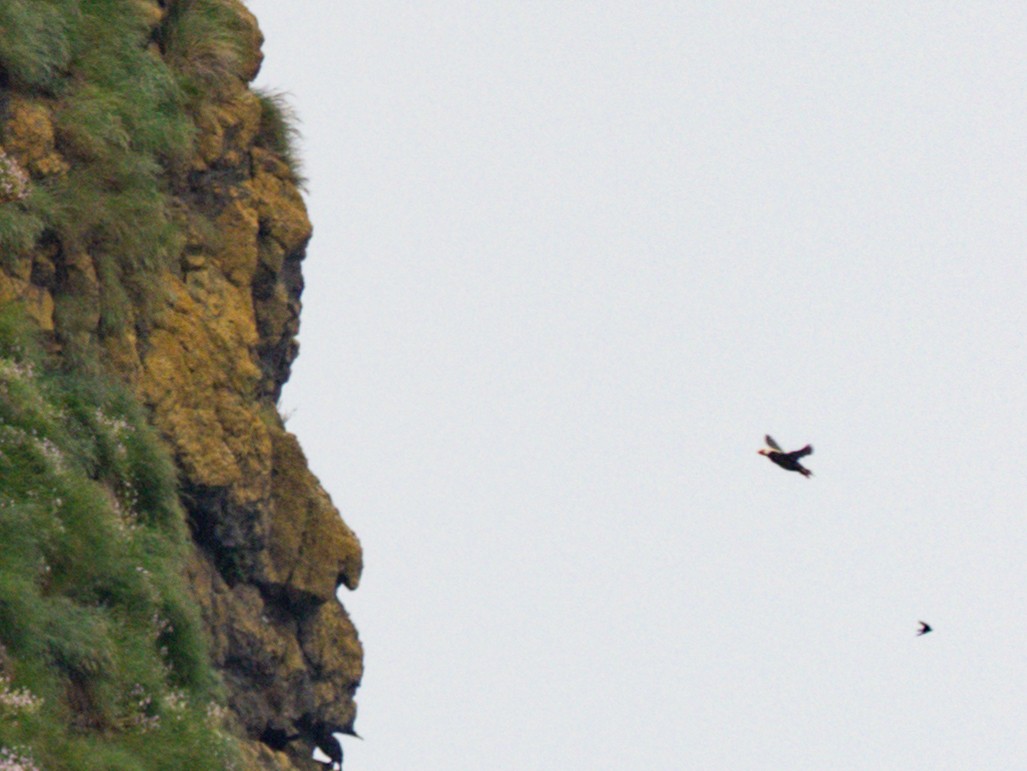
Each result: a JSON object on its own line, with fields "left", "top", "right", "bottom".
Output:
{"left": 758, "top": 435, "right": 813, "bottom": 477}
{"left": 917, "top": 621, "right": 932, "bottom": 636}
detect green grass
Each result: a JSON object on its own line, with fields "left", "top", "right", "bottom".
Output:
{"left": 0, "top": 184, "right": 54, "bottom": 265}
{"left": 0, "top": 0, "right": 75, "bottom": 92}
{"left": 254, "top": 88, "right": 306, "bottom": 184}
{"left": 0, "top": 1, "right": 284, "bottom": 765}
{"left": 0, "top": 304, "right": 238, "bottom": 768}
{"left": 67, "top": 2, "right": 194, "bottom": 166}
{"left": 0, "top": 0, "right": 254, "bottom": 352}
{"left": 159, "top": 0, "right": 255, "bottom": 104}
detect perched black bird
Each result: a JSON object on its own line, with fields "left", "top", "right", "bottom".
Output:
{"left": 917, "top": 621, "right": 932, "bottom": 636}
{"left": 758, "top": 435, "right": 813, "bottom": 478}
{"left": 315, "top": 737, "right": 342, "bottom": 770}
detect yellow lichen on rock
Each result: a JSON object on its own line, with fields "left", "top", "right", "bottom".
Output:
{"left": 185, "top": 540, "right": 362, "bottom": 761}
{"left": 101, "top": 327, "right": 143, "bottom": 385}
{"left": 228, "top": 0, "right": 265, "bottom": 83}
{"left": 236, "top": 740, "right": 296, "bottom": 771}
{"left": 2, "top": 96, "right": 68, "bottom": 177}
{"left": 214, "top": 194, "right": 261, "bottom": 287}
{"left": 192, "top": 92, "right": 264, "bottom": 170}
{"left": 0, "top": 273, "right": 53, "bottom": 332}
{"left": 0, "top": 2, "right": 364, "bottom": 764}
{"left": 141, "top": 272, "right": 271, "bottom": 504}
{"left": 268, "top": 425, "right": 363, "bottom": 600}
{"left": 130, "top": 0, "right": 165, "bottom": 30}
{"left": 250, "top": 148, "right": 312, "bottom": 252}
{"left": 300, "top": 602, "right": 364, "bottom": 727}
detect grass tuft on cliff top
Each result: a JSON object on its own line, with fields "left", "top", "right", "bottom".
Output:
{"left": 254, "top": 88, "right": 306, "bottom": 186}
{"left": 160, "top": 0, "right": 255, "bottom": 104}
{"left": 0, "top": 304, "right": 239, "bottom": 770}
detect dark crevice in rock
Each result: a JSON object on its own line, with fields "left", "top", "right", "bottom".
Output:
{"left": 260, "top": 582, "right": 322, "bottom": 620}
{"left": 183, "top": 482, "right": 263, "bottom": 587}
{"left": 254, "top": 243, "right": 304, "bottom": 402}
{"left": 261, "top": 723, "right": 302, "bottom": 751}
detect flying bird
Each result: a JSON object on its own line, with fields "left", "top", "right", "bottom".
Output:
{"left": 917, "top": 621, "right": 932, "bottom": 636}
{"left": 758, "top": 435, "right": 813, "bottom": 478}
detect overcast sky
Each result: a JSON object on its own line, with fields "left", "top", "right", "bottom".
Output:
{"left": 244, "top": 4, "right": 1027, "bottom": 768}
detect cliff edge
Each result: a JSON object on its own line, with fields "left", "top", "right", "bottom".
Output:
{"left": 0, "top": 1, "right": 361, "bottom": 767}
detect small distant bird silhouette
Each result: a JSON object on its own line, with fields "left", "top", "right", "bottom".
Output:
{"left": 758, "top": 435, "right": 813, "bottom": 477}
{"left": 917, "top": 621, "right": 932, "bottom": 636}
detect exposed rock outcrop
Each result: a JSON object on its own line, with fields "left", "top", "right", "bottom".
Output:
{"left": 0, "top": 1, "right": 362, "bottom": 767}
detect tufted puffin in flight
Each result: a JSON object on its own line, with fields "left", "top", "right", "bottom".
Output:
{"left": 758, "top": 435, "right": 813, "bottom": 478}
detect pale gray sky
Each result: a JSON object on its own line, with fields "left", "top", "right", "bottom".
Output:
{"left": 245, "top": 4, "right": 1027, "bottom": 768}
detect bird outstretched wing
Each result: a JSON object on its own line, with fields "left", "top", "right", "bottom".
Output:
{"left": 787, "top": 444, "right": 813, "bottom": 460}
{"left": 764, "top": 435, "right": 782, "bottom": 451}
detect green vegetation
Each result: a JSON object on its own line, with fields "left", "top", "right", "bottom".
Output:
{"left": 0, "top": 0, "right": 191, "bottom": 355}
{"left": 0, "top": 183, "right": 48, "bottom": 265}
{"left": 0, "top": 1, "right": 312, "bottom": 765}
{"left": 0, "top": 305, "right": 238, "bottom": 769}
{"left": 49, "top": 0, "right": 194, "bottom": 352}
{"left": 160, "top": 0, "right": 255, "bottom": 105}
{"left": 0, "top": 2, "right": 310, "bottom": 761}
{"left": 0, "top": 0, "right": 75, "bottom": 92}
{"left": 255, "top": 89, "right": 305, "bottom": 186}
{"left": 0, "top": 0, "right": 293, "bottom": 353}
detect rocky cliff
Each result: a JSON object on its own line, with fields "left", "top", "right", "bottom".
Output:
{"left": 0, "top": 1, "right": 361, "bottom": 768}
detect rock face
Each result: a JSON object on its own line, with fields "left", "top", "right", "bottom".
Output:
{"left": 0, "top": 1, "right": 362, "bottom": 767}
